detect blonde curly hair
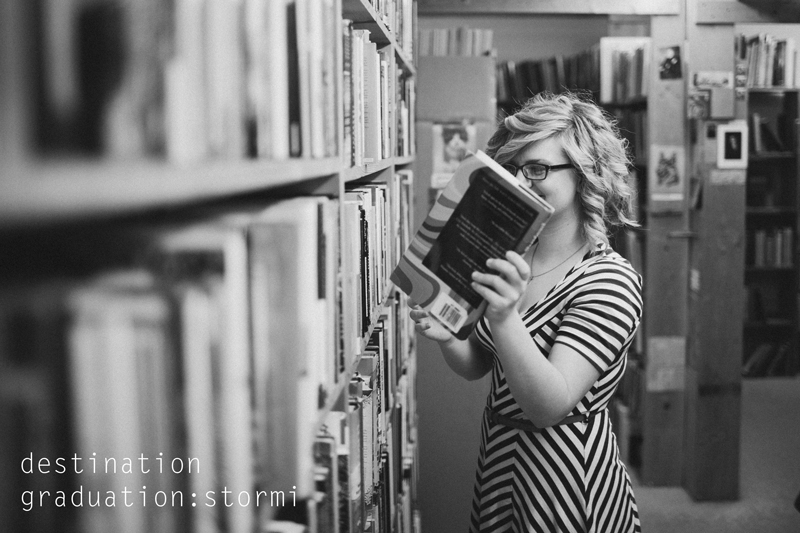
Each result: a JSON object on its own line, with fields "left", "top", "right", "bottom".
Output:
{"left": 486, "top": 91, "right": 638, "bottom": 247}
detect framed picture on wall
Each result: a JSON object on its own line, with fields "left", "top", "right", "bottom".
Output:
{"left": 649, "top": 144, "right": 685, "bottom": 211}
{"left": 431, "top": 122, "right": 477, "bottom": 189}
{"left": 717, "top": 121, "right": 749, "bottom": 169}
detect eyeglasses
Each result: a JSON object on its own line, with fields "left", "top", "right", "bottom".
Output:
{"left": 501, "top": 161, "right": 575, "bottom": 183}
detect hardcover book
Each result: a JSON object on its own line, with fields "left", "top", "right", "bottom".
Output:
{"left": 390, "top": 150, "right": 554, "bottom": 339}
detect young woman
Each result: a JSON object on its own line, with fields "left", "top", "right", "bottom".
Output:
{"left": 411, "top": 92, "right": 643, "bottom": 532}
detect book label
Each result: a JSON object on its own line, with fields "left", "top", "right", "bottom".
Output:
{"left": 430, "top": 292, "right": 468, "bottom": 332}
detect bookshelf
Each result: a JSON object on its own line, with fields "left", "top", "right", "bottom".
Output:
{"left": 742, "top": 87, "right": 800, "bottom": 378}
{"left": 0, "top": 1, "right": 419, "bottom": 533}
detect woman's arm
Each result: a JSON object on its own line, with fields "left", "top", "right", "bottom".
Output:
{"left": 410, "top": 307, "right": 493, "bottom": 381}
{"left": 439, "top": 334, "right": 494, "bottom": 381}
{"left": 488, "top": 314, "right": 599, "bottom": 426}
{"left": 471, "top": 252, "right": 601, "bottom": 427}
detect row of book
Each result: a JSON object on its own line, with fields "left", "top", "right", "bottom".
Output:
{"left": 746, "top": 172, "right": 794, "bottom": 209}
{"left": 0, "top": 176, "right": 416, "bottom": 533}
{"left": 344, "top": 171, "right": 414, "bottom": 348}
{"left": 496, "top": 37, "right": 650, "bottom": 109}
{"left": 750, "top": 111, "right": 792, "bottom": 153}
{"left": 600, "top": 37, "right": 650, "bottom": 105}
{"left": 418, "top": 27, "right": 494, "bottom": 57}
{"left": 342, "top": 22, "right": 416, "bottom": 168}
{"left": 743, "top": 341, "right": 798, "bottom": 377}
{"left": 306, "top": 314, "right": 417, "bottom": 533}
{"left": 736, "top": 33, "right": 797, "bottom": 89}
{"left": 747, "top": 226, "right": 794, "bottom": 268}
{"left": 270, "top": 298, "right": 418, "bottom": 533}
{"left": 496, "top": 51, "right": 599, "bottom": 108}
{"left": 29, "top": 0, "right": 415, "bottom": 164}
{"left": 368, "top": 0, "right": 415, "bottom": 59}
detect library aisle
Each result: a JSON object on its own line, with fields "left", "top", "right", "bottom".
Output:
{"left": 634, "top": 377, "right": 800, "bottom": 532}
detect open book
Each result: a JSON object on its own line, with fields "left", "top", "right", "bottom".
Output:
{"left": 391, "top": 150, "right": 554, "bottom": 339}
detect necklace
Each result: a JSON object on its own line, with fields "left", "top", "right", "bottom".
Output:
{"left": 528, "top": 243, "right": 586, "bottom": 280}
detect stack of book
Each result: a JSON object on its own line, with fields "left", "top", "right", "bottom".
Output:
{"left": 418, "top": 27, "right": 494, "bottom": 57}
{"left": 599, "top": 37, "right": 650, "bottom": 104}
{"left": 743, "top": 341, "right": 795, "bottom": 377}
{"left": 750, "top": 112, "right": 790, "bottom": 153}
{"left": 31, "top": 0, "right": 345, "bottom": 162}
{"left": 1, "top": 0, "right": 420, "bottom": 531}
{"left": 737, "top": 33, "right": 797, "bottom": 88}
{"left": 749, "top": 226, "right": 794, "bottom": 268}
{"left": 0, "top": 190, "right": 418, "bottom": 533}
{"left": 496, "top": 37, "right": 649, "bottom": 108}
{"left": 496, "top": 49, "right": 599, "bottom": 106}
{"left": 342, "top": 22, "right": 414, "bottom": 167}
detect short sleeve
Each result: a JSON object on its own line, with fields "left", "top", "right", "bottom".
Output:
{"left": 554, "top": 259, "right": 642, "bottom": 373}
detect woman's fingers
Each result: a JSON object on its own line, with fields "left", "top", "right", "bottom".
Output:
{"left": 410, "top": 308, "right": 428, "bottom": 320}
{"left": 472, "top": 270, "right": 510, "bottom": 294}
{"left": 485, "top": 257, "right": 516, "bottom": 279}
{"left": 472, "top": 275, "right": 520, "bottom": 306}
{"left": 470, "top": 278, "right": 503, "bottom": 305}
{"left": 485, "top": 256, "right": 528, "bottom": 286}
{"left": 505, "top": 251, "right": 530, "bottom": 281}
{"left": 410, "top": 312, "right": 454, "bottom": 342}
{"left": 470, "top": 254, "right": 530, "bottom": 314}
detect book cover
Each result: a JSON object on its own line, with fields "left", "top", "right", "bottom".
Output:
{"left": 0, "top": 284, "right": 74, "bottom": 533}
{"left": 286, "top": 0, "right": 303, "bottom": 156}
{"left": 249, "top": 197, "right": 339, "bottom": 500}
{"left": 362, "top": 39, "right": 382, "bottom": 163}
{"left": 244, "top": 0, "right": 290, "bottom": 160}
{"left": 66, "top": 271, "right": 181, "bottom": 533}
{"left": 313, "top": 432, "right": 339, "bottom": 533}
{"left": 342, "top": 20, "right": 355, "bottom": 166}
{"left": 390, "top": 150, "right": 554, "bottom": 339}
{"left": 155, "top": 218, "right": 255, "bottom": 533}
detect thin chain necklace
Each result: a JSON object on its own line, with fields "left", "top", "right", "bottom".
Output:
{"left": 528, "top": 242, "right": 586, "bottom": 281}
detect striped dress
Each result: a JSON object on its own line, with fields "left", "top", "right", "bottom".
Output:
{"left": 469, "top": 243, "right": 643, "bottom": 533}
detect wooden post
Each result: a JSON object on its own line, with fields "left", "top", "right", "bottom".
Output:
{"left": 640, "top": 12, "right": 689, "bottom": 486}
{"left": 682, "top": 16, "right": 744, "bottom": 502}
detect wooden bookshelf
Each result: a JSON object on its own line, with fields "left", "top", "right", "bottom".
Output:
{"left": 344, "top": 0, "right": 416, "bottom": 73}
{"left": 743, "top": 87, "right": 800, "bottom": 379}
{"left": 0, "top": 158, "right": 343, "bottom": 224}
{"left": 0, "top": 154, "right": 419, "bottom": 225}
{"left": 0, "top": 1, "right": 420, "bottom": 533}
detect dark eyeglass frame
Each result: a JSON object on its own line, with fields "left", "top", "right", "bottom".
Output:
{"left": 501, "top": 161, "right": 575, "bottom": 182}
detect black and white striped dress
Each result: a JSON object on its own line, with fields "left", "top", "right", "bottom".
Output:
{"left": 470, "top": 243, "right": 642, "bottom": 533}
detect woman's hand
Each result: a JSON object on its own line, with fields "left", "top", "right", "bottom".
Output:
{"left": 470, "top": 251, "right": 530, "bottom": 322}
{"left": 410, "top": 305, "right": 455, "bottom": 343}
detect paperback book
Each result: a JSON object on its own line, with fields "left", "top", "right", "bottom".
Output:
{"left": 390, "top": 150, "right": 554, "bottom": 339}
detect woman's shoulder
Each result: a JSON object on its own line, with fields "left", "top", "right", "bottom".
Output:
{"left": 561, "top": 243, "right": 643, "bottom": 318}
{"left": 567, "top": 242, "right": 642, "bottom": 301}
{"left": 583, "top": 242, "right": 641, "bottom": 280}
